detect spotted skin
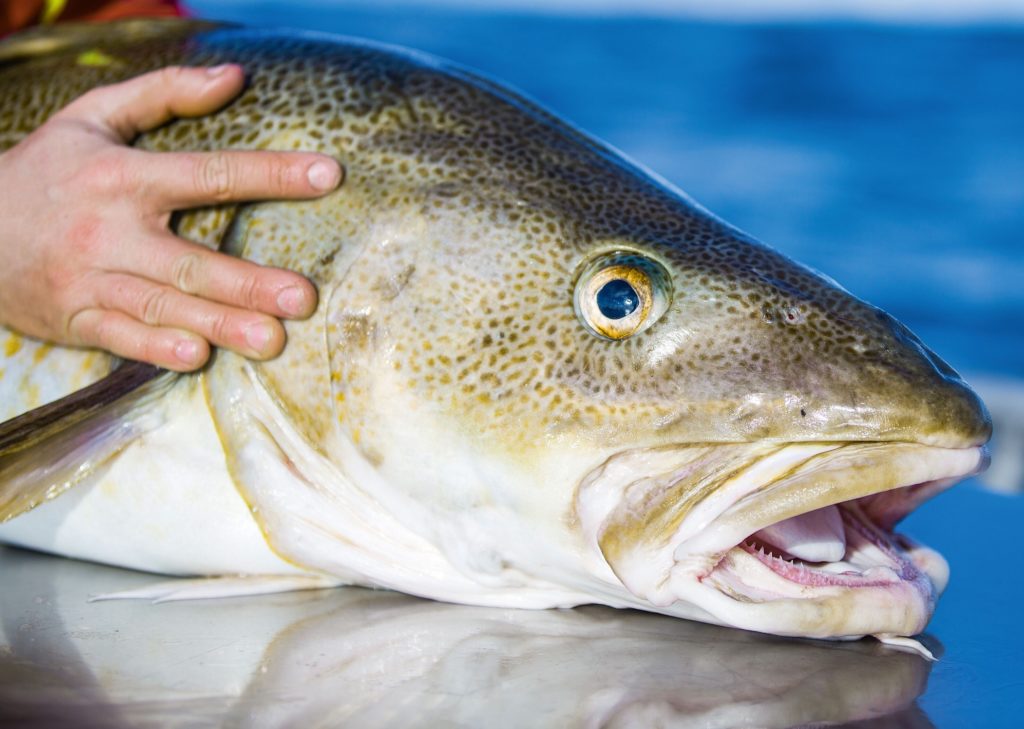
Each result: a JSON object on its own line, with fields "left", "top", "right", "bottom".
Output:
{"left": 0, "top": 20, "right": 989, "bottom": 461}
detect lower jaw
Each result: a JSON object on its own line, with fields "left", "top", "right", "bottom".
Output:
{"left": 666, "top": 504, "right": 942, "bottom": 640}
{"left": 671, "top": 571, "right": 936, "bottom": 641}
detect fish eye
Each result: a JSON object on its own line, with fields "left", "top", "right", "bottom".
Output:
{"left": 574, "top": 252, "right": 672, "bottom": 340}
{"left": 597, "top": 279, "right": 639, "bottom": 319}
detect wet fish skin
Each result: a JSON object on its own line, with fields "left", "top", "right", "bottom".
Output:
{"left": 0, "top": 21, "right": 988, "bottom": 450}
{"left": 0, "top": 21, "right": 991, "bottom": 643}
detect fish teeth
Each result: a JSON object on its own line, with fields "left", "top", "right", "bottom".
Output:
{"left": 753, "top": 505, "right": 847, "bottom": 564}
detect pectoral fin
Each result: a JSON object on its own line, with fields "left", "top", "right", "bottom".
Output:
{"left": 91, "top": 574, "right": 342, "bottom": 603}
{"left": 0, "top": 361, "right": 177, "bottom": 522}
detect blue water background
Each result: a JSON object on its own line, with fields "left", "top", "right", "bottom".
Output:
{"left": 189, "top": 3, "right": 1024, "bottom": 725}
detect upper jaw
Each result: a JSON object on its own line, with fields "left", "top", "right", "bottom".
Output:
{"left": 576, "top": 440, "right": 987, "bottom": 639}
{"left": 671, "top": 442, "right": 986, "bottom": 568}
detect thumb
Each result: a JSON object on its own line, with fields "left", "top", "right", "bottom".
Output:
{"left": 59, "top": 64, "right": 248, "bottom": 143}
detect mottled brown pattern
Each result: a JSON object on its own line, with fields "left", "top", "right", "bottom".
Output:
{"left": 0, "top": 20, "right": 989, "bottom": 466}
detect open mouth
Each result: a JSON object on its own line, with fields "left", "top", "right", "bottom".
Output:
{"left": 577, "top": 441, "right": 988, "bottom": 643}
{"left": 712, "top": 473, "right": 958, "bottom": 593}
{"left": 706, "top": 481, "right": 956, "bottom": 599}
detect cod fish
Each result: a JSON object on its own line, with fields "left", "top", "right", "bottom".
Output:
{"left": 0, "top": 20, "right": 990, "bottom": 652}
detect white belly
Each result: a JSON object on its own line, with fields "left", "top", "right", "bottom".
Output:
{"left": 0, "top": 377, "right": 301, "bottom": 577}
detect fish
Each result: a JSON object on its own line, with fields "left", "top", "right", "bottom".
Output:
{"left": 0, "top": 19, "right": 991, "bottom": 653}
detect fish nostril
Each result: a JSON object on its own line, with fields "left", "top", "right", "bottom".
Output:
{"left": 783, "top": 306, "right": 806, "bottom": 325}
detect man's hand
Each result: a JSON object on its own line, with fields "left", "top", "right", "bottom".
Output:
{"left": 0, "top": 64, "right": 343, "bottom": 371}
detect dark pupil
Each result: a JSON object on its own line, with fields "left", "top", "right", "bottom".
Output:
{"left": 596, "top": 279, "right": 639, "bottom": 320}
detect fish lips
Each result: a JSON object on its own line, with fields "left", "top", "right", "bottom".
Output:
{"left": 576, "top": 440, "right": 987, "bottom": 640}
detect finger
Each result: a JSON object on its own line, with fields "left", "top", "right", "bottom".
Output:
{"left": 60, "top": 65, "right": 248, "bottom": 142}
{"left": 94, "top": 273, "right": 286, "bottom": 359}
{"left": 136, "top": 148, "right": 342, "bottom": 210}
{"left": 115, "top": 234, "right": 318, "bottom": 319}
{"left": 66, "top": 308, "right": 210, "bottom": 372}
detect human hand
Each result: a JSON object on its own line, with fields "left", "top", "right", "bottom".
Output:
{"left": 0, "top": 64, "right": 342, "bottom": 371}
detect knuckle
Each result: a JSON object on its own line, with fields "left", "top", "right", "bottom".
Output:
{"left": 80, "top": 152, "right": 130, "bottom": 195}
{"left": 194, "top": 152, "right": 235, "bottom": 201}
{"left": 52, "top": 277, "right": 85, "bottom": 315}
{"left": 87, "top": 313, "right": 115, "bottom": 350}
{"left": 44, "top": 261, "right": 77, "bottom": 292}
{"left": 63, "top": 309, "right": 91, "bottom": 346}
{"left": 232, "top": 271, "right": 263, "bottom": 310}
{"left": 209, "top": 312, "right": 235, "bottom": 344}
{"left": 69, "top": 86, "right": 108, "bottom": 113}
{"left": 171, "top": 252, "right": 205, "bottom": 294}
{"left": 77, "top": 86, "right": 104, "bottom": 105}
{"left": 139, "top": 337, "right": 166, "bottom": 367}
{"left": 139, "top": 287, "right": 171, "bottom": 325}
{"left": 157, "top": 66, "right": 187, "bottom": 88}
{"left": 272, "top": 159, "right": 299, "bottom": 194}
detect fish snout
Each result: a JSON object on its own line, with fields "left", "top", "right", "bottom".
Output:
{"left": 871, "top": 310, "right": 992, "bottom": 448}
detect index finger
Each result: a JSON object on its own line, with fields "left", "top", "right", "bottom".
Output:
{"left": 137, "top": 148, "right": 344, "bottom": 210}
{"left": 60, "top": 65, "right": 250, "bottom": 142}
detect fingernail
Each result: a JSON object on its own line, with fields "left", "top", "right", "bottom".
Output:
{"left": 307, "top": 160, "right": 341, "bottom": 191}
{"left": 277, "top": 286, "right": 309, "bottom": 317}
{"left": 175, "top": 339, "right": 200, "bottom": 364}
{"left": 245, "top": 322, "right": 274, "bottom": 353}
{"left": 206, "top": 64, "right": 232, "bottom": 78}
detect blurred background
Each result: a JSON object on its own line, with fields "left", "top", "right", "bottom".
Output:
{"left": 188, "top": 0, "right": 1024, "bottom": 497}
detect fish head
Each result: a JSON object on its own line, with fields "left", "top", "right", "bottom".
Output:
{"left": 316, "top": 56, "right": 990, "bottom": 640}
{"left": 563, "top": 204, "right": 989, "bottom": 641}
{"left": 560, "top": 197, "right": 989, "bottom": 641}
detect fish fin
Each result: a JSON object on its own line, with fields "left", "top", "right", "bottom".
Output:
{"left": 90, "top": 574, "right": 343, "bottom": 603}
{"left": 873, "top": 634, "right": 937, "bottom": 661}
{"left": 0, "top": 361, "right": 177, "bottom": 523}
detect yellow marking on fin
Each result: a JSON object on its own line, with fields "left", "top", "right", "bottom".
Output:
{"left": 4, "top": 334, "right": 22, "bottom": 357}
{"left": 40, "top": 0, "right": 67, "bottom": 24}
{"left": 24, "top": 383, "right": 41, "bottom": 409}
{"left": 32, "top": 343, "right": 53, "bottom": 364}
{"left": 79, "top": 352, "right": 97, "bottom": 376}
{"left": 76, "top": 49, "right": 120, "bottom": 68}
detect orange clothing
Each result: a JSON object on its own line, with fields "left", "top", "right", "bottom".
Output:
{"left": 1, "top": 0, "right": 184, "bottom": 37}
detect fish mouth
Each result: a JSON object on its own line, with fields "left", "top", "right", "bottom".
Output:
{"left": 576, "top": 442, "right": 988, "bottom": 641}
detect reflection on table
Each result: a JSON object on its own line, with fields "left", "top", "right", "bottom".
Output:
{"left": 0, "top": 546, "right": 933, "bottom": 728}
